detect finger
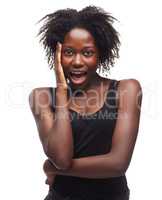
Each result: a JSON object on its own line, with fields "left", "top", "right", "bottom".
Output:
{"left": 57, "top": 42, "right": 62, "bottom": 67}
{"left": 54, "top": 42, "right": 68, "bottom": 89}
{"left": 54, "top": 42, "right": 62, "bottom": 71}
{"left": 45, "top": 176, "right": 55, "bottom": 186}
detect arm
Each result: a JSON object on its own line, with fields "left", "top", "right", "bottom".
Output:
{"left": 44, "top": 79, "right": 142, "bottom": 178}
{"left": 29, "top": 43, "right": 73, "bottom": 170}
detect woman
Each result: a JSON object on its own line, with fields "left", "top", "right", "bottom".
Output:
{"left": 29, "top": 6, "right": 142, "bottom": 200}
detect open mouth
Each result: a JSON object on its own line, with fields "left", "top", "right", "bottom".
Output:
{"left": 69, "top": 71, "right": 87, "bottom": 84}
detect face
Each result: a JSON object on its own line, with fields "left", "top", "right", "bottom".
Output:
{"left": 61, "top": 27, "right": 99, "bottom": 90}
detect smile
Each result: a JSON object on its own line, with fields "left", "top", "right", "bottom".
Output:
{"left": 69, "top": 71, "right": 87, "bottom": 84}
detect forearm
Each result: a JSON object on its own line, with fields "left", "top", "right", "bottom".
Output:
{"left": 46, "top": 153, "right": 125, "bottom": 179}
{"left": 46, "top": 89, "right": 73, "bottom": 169}
{"left": 57, "top": 153, "right": 125, "bottom": 178}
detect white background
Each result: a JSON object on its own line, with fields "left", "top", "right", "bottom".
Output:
{"left": 0, "top": 0, "right": 161, "bottom": 199}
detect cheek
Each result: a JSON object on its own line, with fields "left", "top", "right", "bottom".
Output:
{"left": 61, "top": 56, "right": 71, "bottom": 67}
{"left": 85, "top": 57, "right": 98, "bottom": 69}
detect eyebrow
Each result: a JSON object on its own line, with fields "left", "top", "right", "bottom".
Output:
{"left": 62, "top": 45, "right": 96, "bottom": 49}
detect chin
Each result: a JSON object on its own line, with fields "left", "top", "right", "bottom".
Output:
{"left": 68, "top": 79, "right": 88, "bottom": 91}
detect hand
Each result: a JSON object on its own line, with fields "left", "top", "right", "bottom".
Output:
{"left": 54, "top": 42, "right": 68, "bottom": 90}
{"left": 43, "top": 159, "right": 58, "bottom": 186}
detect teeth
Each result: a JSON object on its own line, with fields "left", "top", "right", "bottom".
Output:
{"left": 71, "top": 72, "right": 86, "bottom": 75}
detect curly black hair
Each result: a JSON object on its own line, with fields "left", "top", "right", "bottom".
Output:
{"left": 37, "top": 6, "right": 120, "bottom": 74}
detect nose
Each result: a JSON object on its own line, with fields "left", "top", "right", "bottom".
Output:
{"left": 72, "top": 53, "right": 84, "bottom": 67}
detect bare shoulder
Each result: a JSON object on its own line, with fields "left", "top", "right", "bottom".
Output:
{"left": 118, "top": 78, "right": 142, "bottom": 91}
{"left": 117, "top": 79, "right": 142, "bottom": 110}
{"left": 29, "top": 87, "right": 56, "bottom": 114}
{"left": 117, "top": 78, "right": 142, "bottom": 98}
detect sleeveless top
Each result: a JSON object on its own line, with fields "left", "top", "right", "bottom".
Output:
{"left": 50, "top": 79, "right": 129, "bottom": 198}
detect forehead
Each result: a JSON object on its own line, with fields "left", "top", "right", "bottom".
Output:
{"left": 63, "top": 27, "right": 96, "bottom": 47}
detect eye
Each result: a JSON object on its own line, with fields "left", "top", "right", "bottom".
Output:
{"left": 82, "top": 50, "right": 95, "bottom": 57}
{"left": 63, "top": 48, "right": 74, "bottom": 56}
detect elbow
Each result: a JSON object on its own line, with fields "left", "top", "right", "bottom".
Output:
{"left": 44, "top": 143, "right": 73, "bottom": 171}
{"left": 55, "top": 158, "right": 72, "bottom": 170}
{"left": 47, "top": 154, "right": 73, "bottom": 171}
{"left": 115, "top": 161, "right": 128, "bottom": 176}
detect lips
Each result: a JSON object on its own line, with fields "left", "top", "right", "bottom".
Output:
{"left": 69, "top": 70, "right": 87, "bottom": 85}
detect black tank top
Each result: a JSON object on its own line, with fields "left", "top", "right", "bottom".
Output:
{"left": 50, "top": 79, "right": 129, "bottom": 198}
